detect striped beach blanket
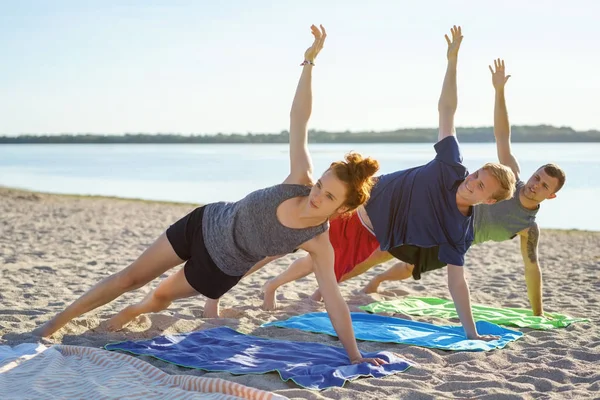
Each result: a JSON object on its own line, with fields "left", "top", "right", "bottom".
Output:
{"left": 0, "top": 344, "right": 286, "bottom": 400}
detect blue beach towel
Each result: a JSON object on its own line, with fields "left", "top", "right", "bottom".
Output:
{"left": 104, "top": 326, "right": 412, "bottom": 390}
{"left": 262, "top": 312, "right": 522, "bottom": 352}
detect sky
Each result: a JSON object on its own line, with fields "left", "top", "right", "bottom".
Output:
{"left": 1, "top": 0, "right": 599, "bottom": 135}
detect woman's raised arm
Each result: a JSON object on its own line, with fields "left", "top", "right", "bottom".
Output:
{"left": 284, "top": 24, "right": 327, "bottom": 185}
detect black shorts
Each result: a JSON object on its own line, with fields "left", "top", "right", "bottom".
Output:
{"left": 388, "top": 245, "right": 447, "bottom": 280}
{"left": 166, "top": 206, "right": 243, "bottom": 299}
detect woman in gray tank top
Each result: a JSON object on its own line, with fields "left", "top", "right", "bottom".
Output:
{"left": 34, "top": 25, "right": 388, "bottom": 366}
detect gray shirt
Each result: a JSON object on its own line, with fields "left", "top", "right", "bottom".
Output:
{"left": 203, "top": 183, "right": 328, "bottom": 276}
{"left": 473, "top": 180, "right": 539, "bottom": 245}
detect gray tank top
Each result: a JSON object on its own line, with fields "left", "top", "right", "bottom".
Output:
{"left": 473, "top": 180, "right": 539, "bottom": 245}
{"left": 203, "top": 183, "right": 328, "bottom": 276}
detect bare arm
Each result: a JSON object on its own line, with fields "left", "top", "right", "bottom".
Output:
{"left": 285, "top": 25, "right": 326, "bottom": 185}
{"left": 518, "top": 224, "right": 544, "bottom": 315}
{"left": 447, "top": 264, "right": 499, "bottom": 340}
{"left": 438, "top": 26, "right": 463, "bottom": 142}
{"left": 302, "top": 234, "right": 385, "bottom": 365}
{"left": 490, "top": 59, "right": 520, "bottom": 179}
{"left": 242, "top": 255, "right": 284, "bottom": 278}
{"left": 339, "top": 249, "right": 394, "bottom": 282}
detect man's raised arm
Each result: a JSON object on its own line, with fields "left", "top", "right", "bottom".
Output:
{"left": 438, "top": 26, "right": 463, "bottom": 142}
{"left": 490, "top": 59, "right": 520, "bottom": 179}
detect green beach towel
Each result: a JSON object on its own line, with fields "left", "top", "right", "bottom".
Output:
{"left": 359, "top": 297, "right": 589, "bottom": 330}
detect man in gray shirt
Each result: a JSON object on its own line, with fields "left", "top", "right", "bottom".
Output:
{"left": 336, "top": 59, "right": 566, "bottom": 317}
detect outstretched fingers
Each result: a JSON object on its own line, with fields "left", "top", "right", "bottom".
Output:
{"left": 353, "top": 356, "right": 388, "bottom": 366}
{"left": 450, "top": 25, "right": 463, "bottom": 44}
{"left": 304, "top": 24, "right": 327, "bottom": 62}
{"left": 489, "top": 58, "right": 511, "bottom": 85}
{"left": 445, "top": 25, "right": 463, "bottom": 59}
{"left": 451, "top": 25, "right": 462, "bottom": 40}
{"left": 310, "top": 24, "right": 327, "bottom": 51}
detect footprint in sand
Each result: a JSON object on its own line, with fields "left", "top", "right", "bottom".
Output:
{"left": 2, "top": 315, "right": 23, "bottom": 323}
{"left": 219, "top": 308, "right": 245, "bottom": 319}
{"left": 188, "top": 307, "right": 204, "bottom": 318}
{"left": 33, "top": 265, "right": 54, "bottom": 272}
{"left": 568, "top": 349, "right": 600, "bottom": 362}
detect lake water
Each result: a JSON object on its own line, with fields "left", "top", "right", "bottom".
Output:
{"left": 0, "top": 143, "right": 598, "bottom": 231}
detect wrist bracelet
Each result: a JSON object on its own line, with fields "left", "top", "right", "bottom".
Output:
{"left": 300, "top": 60, "right": 315, "bottom": 66}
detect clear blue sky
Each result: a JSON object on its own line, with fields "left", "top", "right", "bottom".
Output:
{"left": 1, "top": 0, "right": 598, "bottom": 135}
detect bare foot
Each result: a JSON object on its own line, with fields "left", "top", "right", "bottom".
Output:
{"left": 362, "top": 279, "right": 381, "bottom": 294}
{"left": 203, "top": 298, "right": 220, "bottom": 318}
{"left": 310, "top": 288, "right": 323, "bottom": 302}
{"left": 261, "top": 279, "right": 278, "bottom": 311}
{"left": 106, "top": 306, "right": 139, "bottom": 331}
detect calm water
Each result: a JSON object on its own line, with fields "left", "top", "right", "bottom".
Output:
{"left": 0, "top": 143, "right": 598, "bottom": 231}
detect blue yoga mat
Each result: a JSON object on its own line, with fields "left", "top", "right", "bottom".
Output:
{"left": 262, "top": 312, "right": 522, "bottom": 352}
{"left": 104, "top": 326, "right": 412, "bottom": 390}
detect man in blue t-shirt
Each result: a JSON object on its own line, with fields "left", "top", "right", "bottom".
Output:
{"left": 363, "top": 135, "right": 474, "bottom": 268}
{"left": 351, "top": 26, "right": 516, "bottom": 340}
{"left": 345, "top": 59, "right": 566, "bottom": 318}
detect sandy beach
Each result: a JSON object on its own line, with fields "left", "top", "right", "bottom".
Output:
{"left": 1, "top": 186, "right": 598, "bottom": 399}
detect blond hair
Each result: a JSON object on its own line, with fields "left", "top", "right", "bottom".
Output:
{"left": 482, "top": 162, "right": 516, "bottom": 202}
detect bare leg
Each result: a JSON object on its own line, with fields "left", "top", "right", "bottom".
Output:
{"left": 310, "top": 288, "right": 323, "bottom": 302}
{"left": 363, "top": 262, "right": 415, "bottom": 293}
{"left": 244, "top": 255, "right": 284, "bottom": 278}
{"left": 33, "top": 232, "right": 184, "bottom": 337}
{"left": 203, "top": 255, "right": 283, "bottom": 318}
{"left": 203, "top": 298, "right": 220, "bottom": 319}
{"left": 311, "top": 249, "right": 395, "bottom": 302}
{"left": 262, "top": 255, "right": 314, "bottom": 310}
{"left": 106, "top": 267, "right": 198, "bottom": 331}
{"left": 338, "top": 249, "right": 395, "bottom": 283}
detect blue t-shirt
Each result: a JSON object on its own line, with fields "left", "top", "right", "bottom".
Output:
{"left": 364, "top": 136, "right": 474, "bottom": 266}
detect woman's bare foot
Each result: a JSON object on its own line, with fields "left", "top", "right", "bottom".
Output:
{"left": 261, "top": 279, "right": 278, "bottom": 311}
{"left": 203, "top": 298, "right": 220, "bottom": 318}
{"left": 309, "top": 288, "right": 323, "bottom": 302}
{"left": 362, "top": 278, "right": 382, "bottom": 294}
{"left": 106, "top": 305, "right": 140, "bottom": 331}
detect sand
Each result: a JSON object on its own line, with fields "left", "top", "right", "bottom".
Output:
{"left": 1, "top": 186, "right": 598, "bottom": 399}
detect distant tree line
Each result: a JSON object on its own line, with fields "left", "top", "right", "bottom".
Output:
{"left": 1, "top": 125, "right": 599, "bottom": 144}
